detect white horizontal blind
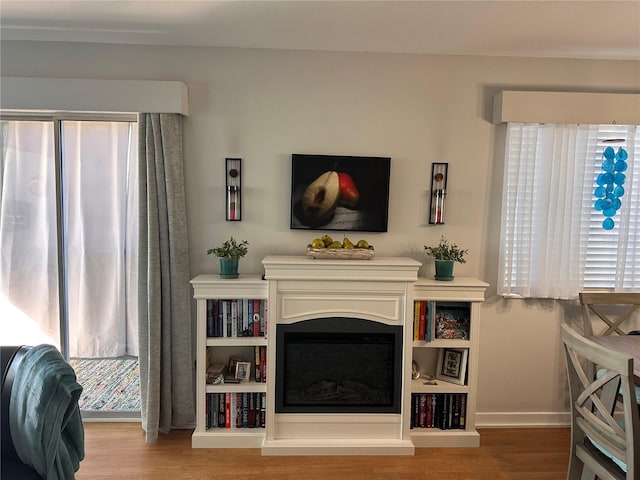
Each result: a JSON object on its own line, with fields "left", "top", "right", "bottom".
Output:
{"left": 499, "top": 123, "right": 640, "bottom": 298}
{"left": 584, "top": 125, "right": 640, "bottom": 289}
{"left": 499, "top": 124, "right": 538, "bottom": 293}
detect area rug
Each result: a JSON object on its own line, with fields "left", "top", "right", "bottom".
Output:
{"left": 70, "top": 358, "right": 141, "bottom": 412}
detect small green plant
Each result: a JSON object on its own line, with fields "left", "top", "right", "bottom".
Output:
{"left": 424, "top": 236, "right": 468, "bottom": 263}
{"left": 207, "top": 236, "right": 249, "bottom": 259}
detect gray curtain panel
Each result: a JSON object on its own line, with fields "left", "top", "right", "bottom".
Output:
{"left": 138, "top": 113, "right": 194, "bottom": 443}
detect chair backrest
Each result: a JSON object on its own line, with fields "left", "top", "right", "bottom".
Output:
{"left": 560, "top": 324, "right": 639, "bottom": 479}
{"left": 579, "top": 292, "right": 640, "bottom": 337}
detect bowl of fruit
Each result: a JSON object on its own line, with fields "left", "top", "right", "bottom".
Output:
{"left": 306, "top": 234, "right": 375, "bottom": 260}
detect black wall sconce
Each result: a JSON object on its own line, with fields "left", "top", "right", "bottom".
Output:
{"left": 225, "top": 158, "right": 241, "bottom": 221}
{"left": 428, "top": 162, "right": 448, "bottom": 224}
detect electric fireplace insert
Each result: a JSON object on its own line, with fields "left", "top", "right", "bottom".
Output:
{"left": 275, "top": 317, "right": 403, "bottom": 414}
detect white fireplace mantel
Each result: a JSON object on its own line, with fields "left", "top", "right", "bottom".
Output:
{"left": 261, "top": 255, "right": 421, "bottom": 455}
{"left": 262, "top": 255, "right": 422, "bottom": 282}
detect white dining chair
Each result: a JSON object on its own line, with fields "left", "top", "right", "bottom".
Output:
{"left": 580, "top": 292, "right": 640, "bottom": 337}
{"left": 561, "top": 323, "right": 639, "bottom": 480}
{"left": 580, "top": 292, "right": 640, "bottom": 407}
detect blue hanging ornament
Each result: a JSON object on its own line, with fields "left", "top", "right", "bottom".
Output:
{"left": 593, "top": 145, "right": 627, "bottom": 230}
{"left": 602, "top": 217, "right": 615, "bottom": 230}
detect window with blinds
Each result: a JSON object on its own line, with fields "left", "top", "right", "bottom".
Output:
{"left": 499, "top": 123, "right": 640, "bottom": 298}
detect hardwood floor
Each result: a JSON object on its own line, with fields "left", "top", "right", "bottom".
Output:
{"left": 76, "top": 423, "right": 570, "bottom": 480}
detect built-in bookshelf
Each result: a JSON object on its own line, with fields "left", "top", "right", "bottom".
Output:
{"left": 410, "top": 277, "right": 488, "bottom": 447}
{"left": 191, "top": 274, "right": 268, "bottom": 448}
{"left": 191, "top": 269, "right": 488, "bottom": 451}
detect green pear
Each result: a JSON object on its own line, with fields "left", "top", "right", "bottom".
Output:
{"left": 321, "top": 234, "right": 333, "bottom": 247}
{"left": 311, "top": 238, "right": 325, "bottom": 249}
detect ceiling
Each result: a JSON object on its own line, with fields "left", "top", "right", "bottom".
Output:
{"left": 1, "top": 0, "right": 639, "bottom": 60}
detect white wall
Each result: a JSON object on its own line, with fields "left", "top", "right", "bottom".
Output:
{"left": 2, "top": 40, "right": 639, "bottom": 426}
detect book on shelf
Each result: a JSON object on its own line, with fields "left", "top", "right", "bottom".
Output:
{"left": 413, "top": 300, "right": 429, "bottom": 341}
{"left": 241, "top": 393, "right": 249, "bottom": 428}
{"left": 217, "top": 393, "right": 225, "bottom": 428}
{"left": 225, "top": 392, "right": 231, "bottom": 428}
{"left": 253, "top": 300, "right": 260, "bottom": 337}
{"left": 413, "top": 301, "right": 420, "bottom": 340}
{"left": 254, "top": 345, "right": 267, "bottom": 382}
{"left": 418, "top": 301, "right": 426, "bottom": 340}
{"left": 426, "top": 300, "right": 435, "bottom": 341}
{"left": 254, "top": 345, "right": 261, "bottom": 381}
{"left": 261, "top": 300, "right": 267, "bottom": 338}
{"left": 231, "top": 300, "right": 238, "bottom": 339}
{"left": 234, "top": 393, "right": 241, "bottom": 428}
{"left": 458, "top": 395, "right": 466, "bottom": 429}
{"left": 207, "top": 299, "right": 216, "bottom": 338}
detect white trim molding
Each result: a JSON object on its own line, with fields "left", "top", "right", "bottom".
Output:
{"left": 0, "top": 77, "right": 189, "bottom": 116}
{"left": 476, "top": 411, "right": 570, "bottom": 428}
{"left": 493, "top": 90, "right": 640, "bottom": 125}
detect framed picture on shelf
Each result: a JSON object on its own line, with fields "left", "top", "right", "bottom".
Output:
{"left": 435, "top": 303, "right": 470, "bottom": 340}
{"left": 224, "top": 355, "right": 243, "bottom": 383}
{"left": 436, "top": 348, "right": 468, "bottom": 386}
{"left": 235, "top": 361, "right": 251, "bottom": 381}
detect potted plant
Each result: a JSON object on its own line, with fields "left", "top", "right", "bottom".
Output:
{"left": 207, "top": 236, "right": 249, "bottom": 279}
{"left": 424, "top": 235, "right": 468, "bottom": 281}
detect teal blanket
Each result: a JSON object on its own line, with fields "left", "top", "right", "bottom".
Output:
{"left": 9, "top": 344, "right": 85, "bottom": 480}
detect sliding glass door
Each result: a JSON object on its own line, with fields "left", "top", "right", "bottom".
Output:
{"left": 1, "top": 116, "right": 140, "bottom": 414}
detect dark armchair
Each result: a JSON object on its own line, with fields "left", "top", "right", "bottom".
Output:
{"left": 1, "top": 345, "right": 84, "bottom": 480}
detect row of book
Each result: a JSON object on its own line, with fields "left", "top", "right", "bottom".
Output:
{"left": 413, "top": 301, "right": 471, "bottom": 341}
{"left": 410, "top": 393, "right": 467, "bottom": 430}
{"left": 205, "top": 392, "right": 266, "bottom": 429}
{"left": 206, "top": 298, "right": 268, "bottom": 338}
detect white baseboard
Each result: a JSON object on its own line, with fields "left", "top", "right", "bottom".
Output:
{"left": 83, "top": 413, "right": 570, "bottom": 428}
{"left": 81, "top": 412, "right": 141, "bottom": 423}
{"left": 475, "top": 411, "right": 570, "bottom": 428}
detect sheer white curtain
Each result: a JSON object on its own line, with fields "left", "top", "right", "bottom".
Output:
{"left": 0, "top": 121, "right": 60, "bottom": 345}
{"left": 0, "top": 119, "right": 138, "bottom": 357}
{"left": 498, "top": 123, "right": 639, "bottom": 299}
{"left": 62, "top": 121, "right": 138, "bottom": 357}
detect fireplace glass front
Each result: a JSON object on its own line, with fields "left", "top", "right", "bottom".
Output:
{"left": 275, "top": 317, "right": 402, "bottom": 414}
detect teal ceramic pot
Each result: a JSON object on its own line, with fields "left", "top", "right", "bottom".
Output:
{"left": 219, "top": 258, "right": 239, "bottom": 279}
{"left": 434, "top": 260, "right": 455, "bottom": 281}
